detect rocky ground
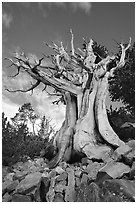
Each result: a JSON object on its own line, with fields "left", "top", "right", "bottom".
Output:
{"left": 2, "top": 140, "right": 135, "bottom": 202}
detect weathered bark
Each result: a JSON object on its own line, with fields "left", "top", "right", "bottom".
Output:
{"left": 48, "top": 92, "right": 77, "bottom": 168}
{"left": 49, "top": 70, "right": 127, "bottom": 166}
{"left": 95, "top": 72, "right": 124, "bottom": 147}
{"left": 5, "top": 31, "right": 131, "bottom": 168}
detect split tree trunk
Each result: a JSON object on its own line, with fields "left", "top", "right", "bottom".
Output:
{"left": 48, "top": 71, "right": 125, "bottom": 168}
{"left": 6, "top": 32, "right": 131, "bottom": 169}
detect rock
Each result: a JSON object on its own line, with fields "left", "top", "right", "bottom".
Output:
{"left": 39, "top": 177, "right": 50, "bottom": 201}
{"left": 81, "top": 157, "right": 88, "bottom": 165}
{"left": 85, "top": 162, "right": 102, "bottom": 180}
{"left": 54, "top": 183, "right": 66, "bottom": 193}
{"left": 2, "top": 180, "right": 14, "bottom": 195}
{"left": 2, "top": 166, "right": 9, "bottom": 181}
{"left": 103, "top": 194, "right": 126, "bottom": 202}
{"left": 2, "top": 192, "right": 12, "bottom": 202}
{"left": 65, "top": 168, "right": 76, "bottom": 202}
{"left": 16, "top": 172, "right": 42, "bottom": 194}
{"left": 89, "top": 182, "right": 101, "bottom": 201}
{"left": 46, "top": 189, "right": 55, "bottom": 202}
{"left": 11, "top": 194, "right": 32, "bottom": 202}
{"left": 113, "top": 144, "right": 132, "bottom": 161}
{"left": 75, "top": 169, "right": 82, "bottom": 177}
{"left": 116, "top": 179, "right": 135, "bottom": 200}
{"left": 115, "top": 144, "right": 132, "bottom": 155}
{"left": 87, "top": 158, "right": 93, "bottom": 164}
{"left": 95, "top": 171, "right": 112, "bottom": 185}
{"left": 41, "top": 171, "right": 49, "bottom": 178}
{"left": 29, "top": 165, "right": 40, "bottom": 173}
{"left": 126, "top": 139, "right": 135, "bottom": 150}
{"left": 82, "top": 165, "right": 87, "bottom": 170}
{"left": 83, "top": 144, "right": 112, "bottom": 161}
{"left": 13, "top": 161, "right": 24, "bottom": 170}
{"left": 56, "top": 172, "right": 68, "bottom": 182}
{"left": 53, "top": 193, "right": 64, "bottom": 202}
{"left": 6, "top": 180, "right": 19, "bottom": 193}
{"left": 75, "top": 177, "right": 81, "bottom": 187}
{"left": 102, "top": 179, "right": 135, "bottom": 202}
{"left": 34, "top": 187, "right": 41, "bottom": 202}
{"left": 101, "top": 150, "right": 114, "bottom": 163}
{"left": 14, "top": 170, "right": 28, "bottom": 181}
{"left": 129, "top": 161, "right": 135, "bottom": 179}
{"left": 43, "top": 167, "right": 50, "bottom": 172}
{"left": 75, "top": 182, "right": 101, "bottom": 202}
{"left": 26, "top": 187, "right": 41, "bottom": 202}
{"left": 59, "top": 161, "right": 68, "bottom": 169}
{"left": 46, "top": 176, "right": 56, "bottom": 202}
{"left": 99, "top": 161, "right": 131, "bottom": 178}
{"left": 48, "top": 169, "right": 56, "bottom": 178}
{"left": 81, "top": 173, "right": 88, "bottom": 183}
{"left": 123, "top": 150, "right": 135, "bottom": 165}
{"left": 5, "top": 172, "right": 15, "bottom": 181}
{"left": 35, "top": 158, "right": 44, "bottom": 166}
{"left": 55, "top": 166, "right": 65, "bottom": 174}
{"left": 22, "top": 160, "right": 34, "bottom": 170}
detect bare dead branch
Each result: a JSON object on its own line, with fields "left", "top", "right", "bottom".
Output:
{"left": 14, "top": 56, "right": 31, "bottom": 68}
{"left": 42, "top": 84, "right": 47, "bottom": 92}
{"left": 70, "top": 29, "right": 75, "bottom": 56}
{"left": 110, "top": 37, "right": 131, "bottom": 76}
{"left": 77, "top": 48, "right": 85, "bottom": 58}
{"left": 46, "top": 90, "right": 62, "bottom": 97}
{"left": 83, "top": 37, "right": 88, "bottom": 45}
{"left": 36, "top": 57, "right": 44, "bottom": 66}
{"left": 44, "top": 42, "right": 58, "bottom": 52}
{"left": 25, "top": 68, "right": 82, "bottom": 95}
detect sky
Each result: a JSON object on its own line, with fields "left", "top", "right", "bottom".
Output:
{"left": 2, "top": 2, "right": 135, "bottom": 130}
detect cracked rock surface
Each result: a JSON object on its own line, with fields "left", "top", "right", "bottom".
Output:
{"left": 2, "top": 140, "right": 135, "bottom": 202}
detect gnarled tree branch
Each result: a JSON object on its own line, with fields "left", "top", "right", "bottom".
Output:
{"left": 5, "top": 80, "right": 40, "bottom": 94}
{"left": 110, "top": 37, "right": 131, "bottom": 76}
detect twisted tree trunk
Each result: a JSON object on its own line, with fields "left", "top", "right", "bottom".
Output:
{"left": 48, "top": 71, "right": 125, "bottom": 168}
{"left": 5, "top": 31, "right": 131, "bottom": 168}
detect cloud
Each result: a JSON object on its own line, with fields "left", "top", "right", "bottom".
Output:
{"left": 37, "top": 2, "right": 92, "bottom": 18}
{"left": 70, "top": 2, "right": 92, "bottom": 15}
{"left": 2, "top": 12, "right": 13, "bottom": 28}
{"left": 33, "top": 90, "right": 65, "bottom": 130}
{"left": 3, "top": 69, "right": 33, "bottom": 93}
{"left": 2, "top": 50, "right": 65, "bottom": 130}
{"left": 2, "top": 95, "right": 19, "bottom": 119}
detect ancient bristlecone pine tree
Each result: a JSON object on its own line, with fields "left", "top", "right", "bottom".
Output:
{"left": 6, "top": 31, "right": 131, "bottom": 168}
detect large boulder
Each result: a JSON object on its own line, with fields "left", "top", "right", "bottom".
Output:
{"left": 65, "top": 168, "right": 76, "bottom": 202}
{"left": 99, "top": 161, "right": 130, "bottom": 178}
{"left": 2, "top": 180, "right": 17, "bottom": 196}
{"left": 100, "top": 179, "right": 135, "bottom": 202}
{"left": 85, "top": 162, "right": 103, "bottom": 180}
{"left": 53, "top": 193, "right": 65, "bottom": 202}
{"left": 15, "top": 172, "right": 42, "bottom": 194}
{"left": 6, "top": 180, "right": 19, "bottom": 193}
{"left": 75, "top": 182, "right": 101, "bottom": 202}
{"left": 56, "top": 172, "right": 68, "bottom": 182}
{"left": 2, "top": 192, "right": 12, "bottom": 202}
{"left": 55, "top": 166, "right": 65, "bottom": 174}
{"left": 46, "top": 176, "right": 56, "bottom": 202}
{"left": 13, "top": 170, "right": 28, "bottom": 181}
{"left": 11, "top": 194, "right": 32, "bottom": 202}
{"left": 113, "top": 144, "right": 132, "bottom": 160}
